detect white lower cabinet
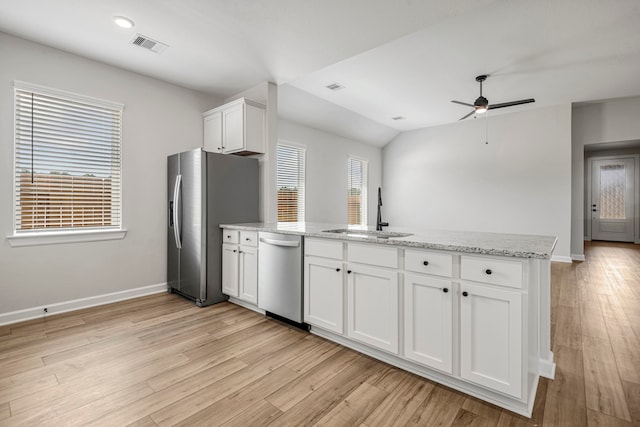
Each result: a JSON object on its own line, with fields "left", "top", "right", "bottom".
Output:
{"left": 222, "top": 244, "right": 239, "bottom": 297}
{"left": 347, "top": 265, "right": 399, "bottom": 354}
{"left": 460, "top": 281, "right": 522, "bottom": 398}
{"left": 302, "top": 238, "right": 537, "bottom": 415}
{"left": 238, "top": 246, "right": 258, "bottom": 304}
{"left": 304, "top": 256, "right": 344, "bottom": 334}
{"left": 403, "top": 273, "right": 453, "bottom": 373}
{"left": 222, "top": 229, "right": 258, "bottom": 305}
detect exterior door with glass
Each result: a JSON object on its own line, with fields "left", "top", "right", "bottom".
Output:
{"left": 591, "top": 157, "right": 635, "bottom": 242}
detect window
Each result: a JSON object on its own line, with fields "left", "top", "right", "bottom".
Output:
{"left": 277, "top": 143, "right": 305, "bottom": 222}
{"left": 348, "top": 157, "right": 368, "bottom": 226}
{"left": 12, "top": 81, "right": 123, "bottom": 240}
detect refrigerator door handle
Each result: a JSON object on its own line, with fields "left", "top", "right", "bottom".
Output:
{"left": 173, "top": 174, "right": 182, "bottom": 249}
{"left": 259, "top": 237, "right": 300, "bottom": 248}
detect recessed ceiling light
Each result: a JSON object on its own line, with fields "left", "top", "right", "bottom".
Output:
{"left": 113, "top": 16, "right": 135, "bottom": 29}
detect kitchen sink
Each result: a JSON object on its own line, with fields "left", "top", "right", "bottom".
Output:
{"left": 321, "top": 229, "right": 413, "bottom": 239}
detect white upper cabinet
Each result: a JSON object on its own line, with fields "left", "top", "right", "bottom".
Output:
{"left": 203, "top": 98, "right": 265, "bottom": 155}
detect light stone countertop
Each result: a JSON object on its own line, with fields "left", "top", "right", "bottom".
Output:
{"left": 219, "top": 222, "right": 557, "bottom": 259}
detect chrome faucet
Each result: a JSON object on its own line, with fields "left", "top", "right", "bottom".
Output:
{"left": 376, "top": 187, "right": 389, "bottom": 231}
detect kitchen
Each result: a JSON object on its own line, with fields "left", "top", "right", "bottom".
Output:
{"left": 1, "top": 1, "right": 640, "bottom": 425}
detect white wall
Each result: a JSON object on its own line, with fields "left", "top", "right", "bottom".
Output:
{"left": 571, "top": 96, "right": 640, "bottom": 257}
{"left": 0, "top": 32, "right": 220, "bottom": 315}
{"left": 383, "top": 104, "right": 572, "bottom": 260}
{"left": 278, "top": 120, "right": 382, "bottom": 225}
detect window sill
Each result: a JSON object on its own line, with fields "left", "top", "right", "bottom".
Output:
{"left": 7, "top": 229, "right": 127, "bottom": 247}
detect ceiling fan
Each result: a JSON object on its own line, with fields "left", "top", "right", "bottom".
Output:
{"left": 451, "top": 75, "right": 535, "bottom": 121}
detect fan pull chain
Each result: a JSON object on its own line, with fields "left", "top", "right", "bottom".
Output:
{"left": 485, "top": 110, "right": 489, "bottom": 144}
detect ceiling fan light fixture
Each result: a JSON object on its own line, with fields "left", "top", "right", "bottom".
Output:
{"left": 113, "top": 16, "right": 135, "bottom": 29}
{"left": 475, "top": 106, "right": 488, "bottom": 114}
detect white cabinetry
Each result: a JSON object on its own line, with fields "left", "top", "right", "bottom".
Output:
{"left": 304, "top": 239, "right": 344, "bottom": 334}
{"left": 460, "top": 281, "right": 523, "bottom": 398}
{"left": 303, "top": 237, "right": 539, "bottom": 416}
{"left": 404, "top": 273, "right": 453, "bottom": 373}
{"left": 347, "top": 264, "right": 398, "bottom": 354}
{"left": 222, "top": 229, "right": 259, "bottom": 305}
{"left": 203, "top": 98, "right": 265, "bottom": 155}
{"left": 304, "top": 256, "right": 344, "bottom": 333}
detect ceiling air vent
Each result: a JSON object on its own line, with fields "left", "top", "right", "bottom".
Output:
{"left": 326, "top": 82, "right": 345, "bottom": 91}
{"left": 130, "top": 34, "right": 169, "bottom": 54}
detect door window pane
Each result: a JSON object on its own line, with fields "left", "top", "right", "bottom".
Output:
{"left": 600, "top": 164, "right": 625, "bottom": 219}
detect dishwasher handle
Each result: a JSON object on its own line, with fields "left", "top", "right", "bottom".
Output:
{"left": 259, "top": 237, "right": 300, "bottom": 248}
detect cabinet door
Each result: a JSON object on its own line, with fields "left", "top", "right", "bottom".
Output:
{"left": 203, "top": 111, "right": 223, "bottom": 152}
{"left": 460, "top": 282, "right": 522, "bottom": 398}
{"left": 304, "top": 257, "right": 344, "bottom": 334}
{"left": 239, "top": 246, "right": 258, "bottom": 304}
{"left": 347, "top": 265, "right": 399, "bottom": 354}
{"left": 404, "top": 274, "right": 453, "bottom": 373}
{"left": 222, "top": 244, "right": 239, "bottom": 297}
{"left": 222, "top": 104, "right": 244, "bottom": 153}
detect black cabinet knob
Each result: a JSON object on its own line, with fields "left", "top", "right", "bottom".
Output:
{"left": 232, "top": 249, "right": 237, "bottom": 253}
{"left": 423, "top": 261, "right": 429, "bottom": 266}
{"left": 336, "top": 268, "right": 341, "bottom": 272}
{"left": 484, "top": 269, "right": 492, "bottom": 275}
{"left": 462, "top": 291, "right": 468, "bottom": 297}
{"left": 442, "top": 288, "right": 449, "bottom": 293}
{"left": 347, "top": 270, "right": 352, "bottom": 274}
{"left": 245, "top": 238, "right": 250, "bottom": 241}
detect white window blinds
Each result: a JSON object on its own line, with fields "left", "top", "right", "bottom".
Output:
{"left": 277, "top": 143, "right": 305, "bottom": 222}
{"left": 14, "top": 82, "right": 123, "bottom": 232}
{"left": 348, "top": 157, "right": 368, "bottom": 225}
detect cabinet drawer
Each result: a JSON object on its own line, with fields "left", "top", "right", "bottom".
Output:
{"left": 305, "top": 238, "right": 343, "bottom": 260}
{"left": 348, "top": 243, "right": 398, "bottom": 269}
{"left": 460, "top": 255, "right": 523, "bottom": 289}
{"left": 240, "top": 231, "right": 258, "bottom": 247}
{"left": 222, "top": 229, "right": 239, "bottom": 244}
{"left": 405, "top": 249, "right": 453, "bottom": 277}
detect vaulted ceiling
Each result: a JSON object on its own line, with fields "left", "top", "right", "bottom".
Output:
{"left": 2, "top": 0, "right": 639, "bottom": 146}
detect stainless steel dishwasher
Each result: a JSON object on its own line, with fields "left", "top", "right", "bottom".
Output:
{"left": 258, "top": 232, "right": 306, "bottom": 327}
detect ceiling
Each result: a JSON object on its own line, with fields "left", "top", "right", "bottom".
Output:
{"left": 2, "top": 0, "right": 640, "bottom": 147}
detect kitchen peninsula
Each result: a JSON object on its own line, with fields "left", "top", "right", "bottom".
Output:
{"left": 220, "top": 222, "right": 557, "bottom": 417}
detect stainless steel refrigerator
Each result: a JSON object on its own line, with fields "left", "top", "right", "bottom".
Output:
{"left": 168, "top": 149, "right": 259, "bottom": 306}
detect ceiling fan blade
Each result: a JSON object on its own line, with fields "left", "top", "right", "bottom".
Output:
{"left": 458, "top": 110, "right": 476, "bottom": 121}
{"left": 488, "top": 98, "right": 535, "bottom": 110}
{"left": 451, "top": 100, "right": 474, "bottom": 107}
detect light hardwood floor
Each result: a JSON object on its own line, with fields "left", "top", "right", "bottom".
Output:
{"left": 1, "top": 241, "right": 639, "bottom": 426}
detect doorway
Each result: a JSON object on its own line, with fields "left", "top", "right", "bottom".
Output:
{"left": 589, "top": 157, "right": 636, "bottom": 242}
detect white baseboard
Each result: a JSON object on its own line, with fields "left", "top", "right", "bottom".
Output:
{"left": 551, "top": 255, "right": 572, "bottom": 263}
{"left": 0, "top": 283, "right": 167, "bottom": 326}
{"left": 539, "top": 358, "right": 556, "bottom": 379}
{"left": 571, "top": 253, "right": 586, "bottom": 261}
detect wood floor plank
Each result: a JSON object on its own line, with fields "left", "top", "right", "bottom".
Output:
{"left": 220, "top": 399, "right": 282, "bottom": 426}
{"left": 264, "top": 354, "right": 379, "bottom": 426}
{"left": 405, "top": 385, "right": 466, "bottom": 426}
{"left": 582, "top": 335, "right": 631, "bottom": 421}
{"left": 149, "top": 359, "right": 286, "bottom": 426}
{"left": 541, "top": 345, "right": 587, "bottom": 427}
{"left": 586, "top": 408, "right": 633, "bottom": 426}
{"left": 361, "top": 371, "right": 435, "bottom": 427}
{"left": 0, "top": 402, "right": 10, "bottom": 421}
{"left": 553, "top": 305, "right": 582, "bottom": 350}
{"left": 621, "top": 380, "right": 640, "bottom": 426}
{"left": 265, "top": 347, "right": 360, "bottom": 412}
{"left": 174, "top": 366, "right": 300, "bottom": 426}
{"left": 315, "top": 382, "right": 389, "bottom": 426}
